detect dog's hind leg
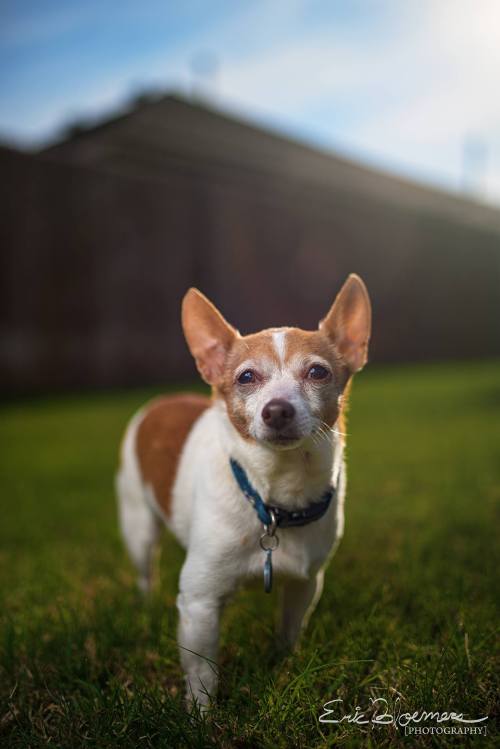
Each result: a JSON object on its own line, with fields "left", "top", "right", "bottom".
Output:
{"left": 116, "top": 411, "right": 162, "bottom": 593}
{"left": 279, "top": 568, "right": 325, "bottom": 648}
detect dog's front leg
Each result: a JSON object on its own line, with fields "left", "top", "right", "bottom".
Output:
{"left": 177, "top": 589, "right": 222, "bottom": 709}
{"left": 279, "top": 568, "right": 325, "bottom": 648}
{"left": 177, "top": 547, "right": 237, "bottom": 709}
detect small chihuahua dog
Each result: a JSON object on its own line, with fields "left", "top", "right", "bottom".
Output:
{"left": 116, "top": 274, "right": 371, "bottom": 707}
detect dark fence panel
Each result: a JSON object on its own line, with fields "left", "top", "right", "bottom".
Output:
{"left": 0, "top": 149, "right": 196, "bottom": 391}
{"left": 1, "top": 146, "right": 499, "bottom": 393}
{"left": 202, "top": 168, "right": 500, "bottom": 363}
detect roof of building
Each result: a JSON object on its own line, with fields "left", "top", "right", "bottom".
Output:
{"left": 41, "top": 92, "right": 500, "bottom": 232}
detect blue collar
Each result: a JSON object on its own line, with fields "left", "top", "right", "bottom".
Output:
{"left": 229, "top": 458, "right": 335, "bottom": 529}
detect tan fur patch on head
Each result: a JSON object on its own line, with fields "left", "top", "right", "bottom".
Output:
{"left": 282, "top": 328, "right": 351, "bottom": 427}
{"left": 216, "top": 327, "right": 351, "bottom": 441}
{"left": 182, "top": 277, "right": 370, "bottom": 446}
{"left": 217, "top": 331, "right": 280, "bottom": 439}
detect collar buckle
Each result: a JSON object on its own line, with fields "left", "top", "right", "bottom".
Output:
{"left": 264, "top": 508, "right": 277, "bottom": 537}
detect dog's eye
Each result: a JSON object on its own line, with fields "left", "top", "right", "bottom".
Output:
{"left": 307, "top": 364, "right": 330, "bottom": 381}
{"left": 237, "top": 369, "right": 256, "bottom": 385}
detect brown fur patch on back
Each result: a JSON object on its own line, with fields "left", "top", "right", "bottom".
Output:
{"left": 136, "top": 393, "right": 210, "bottom": 517}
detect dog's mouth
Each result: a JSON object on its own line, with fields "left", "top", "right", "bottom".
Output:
{"left": 253, "top": 414, "right": 314, "bottom": 450}
{"left": 261, "top": 431, "right": 306, "bottom": 450}
{"left": 270, "top": 433, "right": 299, "bottom": 444}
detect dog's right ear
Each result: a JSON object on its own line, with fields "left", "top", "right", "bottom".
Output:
{"left": 182, "top": 289, "right": 237, "bottom": 385}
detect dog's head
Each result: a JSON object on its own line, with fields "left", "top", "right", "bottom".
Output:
{"left": 182, "top": 275, "right": 371, "bottom": 450}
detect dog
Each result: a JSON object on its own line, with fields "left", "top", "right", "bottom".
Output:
{"left": 116, "top": 273, "right": 371, "bottom": 708}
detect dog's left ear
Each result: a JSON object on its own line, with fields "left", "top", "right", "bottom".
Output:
{"left": 319, "top": 274, "right": 372, "bottom": 372}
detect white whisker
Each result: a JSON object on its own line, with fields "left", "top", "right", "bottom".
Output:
{"left": 320, "top": 419, "right": 348, "bottom": 438}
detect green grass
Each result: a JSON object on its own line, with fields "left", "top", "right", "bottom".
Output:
{"left": 1, "top": 361, "right": 499, "bottom": 748}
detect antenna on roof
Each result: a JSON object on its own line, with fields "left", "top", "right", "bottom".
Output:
{"left": 189, "top": 50, "right": 219, "bottom": 102}
{"left": 462, "top": 133, "right": 488, "bottom": 199}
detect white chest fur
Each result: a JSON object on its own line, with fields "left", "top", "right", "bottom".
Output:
{"left": 168, "top": 402, "right": 345, "bottom": 590}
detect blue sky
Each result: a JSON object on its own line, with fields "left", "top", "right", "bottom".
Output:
{"left": 1, "top": 0, "right": 500, "bottom": 204}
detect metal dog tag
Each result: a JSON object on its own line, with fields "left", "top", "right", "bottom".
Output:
{"left": 260, "top": 530, "right": 279, "bottom": 594}
{"left": 263, "top": 548, "right": 273, "bottom": 593}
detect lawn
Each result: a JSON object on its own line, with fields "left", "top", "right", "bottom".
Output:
{"left": 0, "top": 361, "right": 498, "bottom": 748}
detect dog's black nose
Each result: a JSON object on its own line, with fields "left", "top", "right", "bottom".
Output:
{"left": 262, "top": 399, "right": 296, "bottom": 430}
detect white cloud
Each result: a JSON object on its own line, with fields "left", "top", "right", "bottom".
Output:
{"left": 211, "top": 0, "right": 500, "bottom": 203}
{"left": 2, "top": 0, "right": 500, "bottom": 204}
{"left": 347, "top": 0, "right": 500, "bottom": 201}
